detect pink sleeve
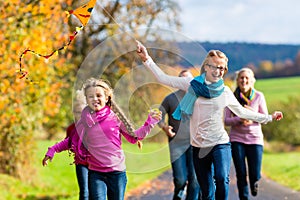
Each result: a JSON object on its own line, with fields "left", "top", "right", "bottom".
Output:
{"left": 258, "top": 93, "right": 269, "bottom": 115}
{"left": 121, "top": 131, "right": 137, "bottom": 144}
{"left": 121, "top": 114, "right": 159, "bottom": 144}
{"left": 224, "top": 107, "right": 242, "bottom": 126}
{"left": 45, "top": 138, "right": 69, "bottom": 159}
{"left": 134, "top": 114, "right": 159, "bottom": 139}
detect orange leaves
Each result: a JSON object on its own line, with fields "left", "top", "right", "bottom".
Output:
{"left": 0, "top": 0, "right": 79, "bottom": 177}
{"left": 0, "top": 79, "right": 10, "bottom": 93}
{"left": 43, "top": 82, "right": 63, "bottom": 117}
{"left": 1, "top": 0, "right": 74, "bottom": 128}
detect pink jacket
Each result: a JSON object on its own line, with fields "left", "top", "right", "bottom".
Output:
{"left": 76, "top": 106, "right": 159, "bottom": 172}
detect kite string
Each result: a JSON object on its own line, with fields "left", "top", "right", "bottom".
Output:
{"left": 18, "top": 25, "right": 83, "bottom": 83}
{"left": 97, "top": 3, "right": 138, "bottom": 41}
{"left": 18, "top": 0, "right": 137, "bottom": 83}
{"left": 98, "top": 5, "right": 161, "bottom": 142}
{"left": 17, "top": 0, "right": 96, "bottom": 83}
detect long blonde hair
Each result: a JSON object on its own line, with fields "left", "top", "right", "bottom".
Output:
{"left": 82, "top": 77, "right": 135, "bottom": 135}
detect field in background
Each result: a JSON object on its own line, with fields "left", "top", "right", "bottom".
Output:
{"left": 255, "top": 76, "right": 300, "bottom": 105}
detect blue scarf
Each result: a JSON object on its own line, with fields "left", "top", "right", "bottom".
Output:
{"left": 172, "top": 73, "right": 225, "bottom": 120}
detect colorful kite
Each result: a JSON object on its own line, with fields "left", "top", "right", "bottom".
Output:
{"left": 18, "top": 0, "right": 97, "bottom": 83}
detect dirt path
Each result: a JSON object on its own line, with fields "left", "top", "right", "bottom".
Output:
{"left": 126, "top": 166, "right": 300, "bottom": 200}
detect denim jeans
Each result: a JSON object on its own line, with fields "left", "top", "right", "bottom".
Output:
{"left": 75, "top": 164, "right": 89, "bottom": 200}
{"left": 193, "top": 143, "right": 231, "bottom": 200}
{"left": 89, "top": 170, "right": 127, "bottom": 200}
{"left": 172, "top": 146, "right": 201, "bottom": 200}
{"left": 231, "top": 142, "right": 263, "bottom": 200}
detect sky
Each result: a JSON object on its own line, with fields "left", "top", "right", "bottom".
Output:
{"left": 178, "top": 0, "right": 300, "bottom": 45}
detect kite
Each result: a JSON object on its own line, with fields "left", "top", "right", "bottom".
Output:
{"left": 18, "top": 0, "right": 97, "bottom": 83}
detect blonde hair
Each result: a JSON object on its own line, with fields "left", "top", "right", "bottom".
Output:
{"left": 200, "top": 50, "right": 229, "bottom": 75}
{"left": 82, "top": 77, "right": 135, "bottom": 135}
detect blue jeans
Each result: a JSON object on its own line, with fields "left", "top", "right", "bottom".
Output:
{"left": 231, "top": 142, "right": 263, "bottom": 200}
{"left": 75, "top": 164, "right": 89, "bottom": 200}
{"left": 172, "top": 146, "right": 201, "bottom": 200}
{"left": 89, "top": 170, "right": 127, "bottom": 200}
{"left": 193, "top": 143, "right": 231, "bottom": 200}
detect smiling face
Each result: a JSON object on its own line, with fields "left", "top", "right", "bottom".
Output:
{"left": 204, "top": 56, "right": 227, "bottom": 83}
{"left": 237, "top": 69, "right": 255, "bottom": 93}
{"left": 85, "top": 86, "right": 108, "bottom": 112}
{"left": 200, "top": 50, "right": 228, "bottom": 83}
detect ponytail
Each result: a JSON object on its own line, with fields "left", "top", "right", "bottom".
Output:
{"left": 111, "top": 99, "right": 135, "bottom": 135}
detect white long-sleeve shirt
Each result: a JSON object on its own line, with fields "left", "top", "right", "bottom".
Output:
{"left": 143, "top": 58, "right": 272, "bottom": 148}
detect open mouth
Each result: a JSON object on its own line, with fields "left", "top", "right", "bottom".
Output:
{"left": 93, "top": 102, "right": 101, "bottom": 108}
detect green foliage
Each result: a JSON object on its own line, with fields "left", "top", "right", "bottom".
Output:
{"left": 263, "top": 96, "right": 300, "bottom": 145}
{"left": 255, "top": 77, "right": 300, "bottom": 144}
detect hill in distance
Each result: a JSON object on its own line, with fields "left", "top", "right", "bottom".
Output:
{"left": 177, "top": 41, "right": 300, "bottom": 74}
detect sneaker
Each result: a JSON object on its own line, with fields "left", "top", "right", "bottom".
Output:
{"left": 251, "top": 182, "right": 258, "bottom": 196}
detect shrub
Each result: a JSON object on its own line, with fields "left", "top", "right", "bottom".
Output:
{"left": 263, "top": 96, "right": 300, "bottom": 145}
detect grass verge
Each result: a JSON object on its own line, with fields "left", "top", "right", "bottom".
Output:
{"left": 262, "top": 151, "right": 300, "bottom": 191}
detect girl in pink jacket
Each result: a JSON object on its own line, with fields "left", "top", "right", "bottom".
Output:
{"left": 76, "top": 77, "right": 161, "bottom": 200}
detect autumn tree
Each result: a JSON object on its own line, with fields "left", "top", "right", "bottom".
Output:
{"left": 0, "top": 0, "right": 75, "bottom": 178}
{"left": 259, "top": 60, "right": 273, "bottom": 73}
{"left": 1, "top": 0, "right": 182, "bottom": 178}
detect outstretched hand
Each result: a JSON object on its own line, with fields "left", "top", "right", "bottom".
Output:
{"left": 42, "top": 155, "right": 51, "bottom": 166}
{"left": 149, "top": 108, "right": 162, "bottom": 121}
{"left": 272, "top": 111, "right": 283, "bottom": 121}
{"left": 136, "top": 40, "right": 150, "bottom": 62}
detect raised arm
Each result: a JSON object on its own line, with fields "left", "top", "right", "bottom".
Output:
{"left": 136, "top": 40, "right": 192, "bottom": 91}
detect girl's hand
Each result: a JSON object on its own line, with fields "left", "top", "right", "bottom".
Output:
{"left": 272, "top": 111, "right": 283, "bottom": 121}
{"left": 42, "top": 155, "right": 51, "bottom": 166}
{"left": 136, "top": 40, "right": 150, "bottom": 62}
{"left": 149, "top": 108, "right": 162, "bottom": 121}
